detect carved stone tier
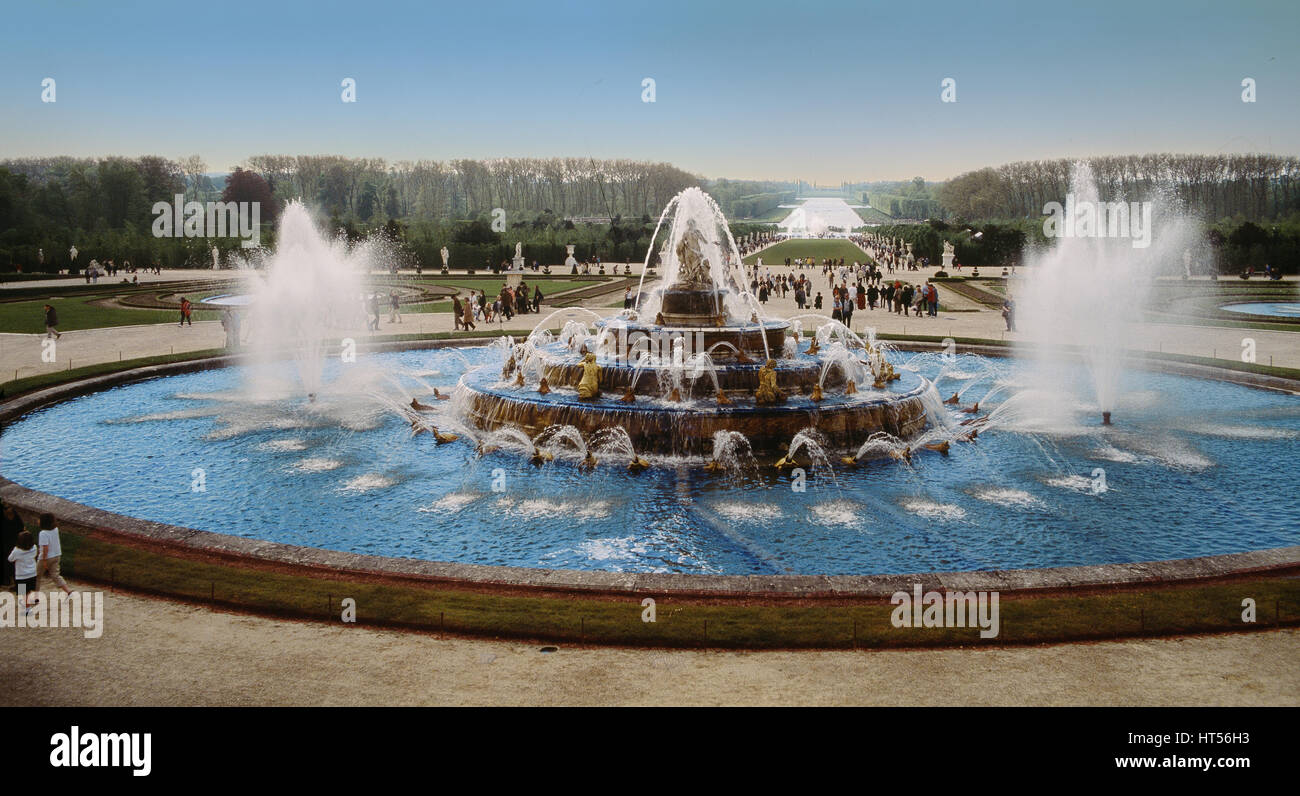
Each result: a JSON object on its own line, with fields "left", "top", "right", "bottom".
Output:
{"left": 460, "top": 364, "right": 930, "bottom": 457}
{"left": 659, "top": 286, "right": 727, "bottom": 326}
{"left": 595, "top": 317, "right": 786, "bottom": 362}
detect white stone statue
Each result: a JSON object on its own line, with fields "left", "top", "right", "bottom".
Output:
{"left": 674, "top": 219, "right": 712, "bottom": 287}
{"left": 440, "top": 246, "right": 449, "bottom": 267}
{"left": 941, "top": 240, "right": 956, "bottom": 270}
{"left": 515, "top": 241, "right": 522, "bottom": 259}
{"left": 69, "top": 245, "right": 78, "bottom": 262}
{"left": 212, "top": 245, "right": 220, "bottom": 269}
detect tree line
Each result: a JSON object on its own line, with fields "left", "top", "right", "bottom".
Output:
{"left": 938, "top": 154, "right": 1300, "bottom": 222}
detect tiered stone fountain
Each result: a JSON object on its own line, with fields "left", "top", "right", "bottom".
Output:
{"left": 457, "top": 188, "right": 933, "bottom": 459}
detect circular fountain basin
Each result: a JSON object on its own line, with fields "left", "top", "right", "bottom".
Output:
{"left": 1220, "top": 301, "right": 1300, "bottom": 318}
{"left": 1, "top": 346, "right": 1297, "bottom": 577}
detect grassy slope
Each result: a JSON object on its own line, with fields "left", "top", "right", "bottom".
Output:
{"left": 743, "top": 239, "right": 867, "bottom": 266}
{"left": 51, "top": 531, "right": 1300, "bottom": 649}
{"left": 0, "top": 294, "right": 218, "bottom": 333}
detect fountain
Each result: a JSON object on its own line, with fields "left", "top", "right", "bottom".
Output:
{"left": 1015, "top": 163, "right": 1202, "bottom": 426}
{"left": 244, "top": 201, "right": 368, "bottom": 397}
{"left": 456, "top": 187, "right": 933, "bottom": 457}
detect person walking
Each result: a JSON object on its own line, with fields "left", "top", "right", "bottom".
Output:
{"left": 388, "top": 292, "right": 402, "bottom": 324}
{"left": 178, "top": 296, "right": 193, "bottom": 326}
{"left": 38, "top": 513, "right": 69, "bottom": 595}
{"left": 367, "top": 294, "right": 380, "bottom": 330}
{"left": 532, "top": 285, "right": 543, "bottom": 313}
{"left": 8, "top": 530, "right": 39, "bottom": 611}
{"left": 452, "top": 295, "right": 464, "bottom": 330}
{"left": 43, "top": 304, "right": 62, "bottom": 339}
{"left": 927, "top": 283, "right": 939, "bottom": 317}
{"left": 460, "top": 294, "right": 476, "bottom": 331}
{"left": 1002, "top": 299, "right": 1016, "bottom": 332}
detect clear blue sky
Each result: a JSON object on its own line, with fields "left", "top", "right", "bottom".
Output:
{"left": 1, "top": 0, "right": 1295, "bottom": 182}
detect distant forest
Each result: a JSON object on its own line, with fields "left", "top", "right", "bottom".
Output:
{"left": 0, "top": 152, "right": 1296, "bottom": 272}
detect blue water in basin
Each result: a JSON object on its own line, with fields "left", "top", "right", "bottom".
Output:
{"left": 203, "top": 294, "right": 254, "bottom": 306}
{"left": 2, "top": 347, "right": 1297, "bottom": 575}
{"left": 1221, "top": 302, "right": 1300, "bottom": 317}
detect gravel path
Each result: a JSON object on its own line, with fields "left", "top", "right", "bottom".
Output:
{"left": 3, "top": 583, "right": 1295, "bottom": 706}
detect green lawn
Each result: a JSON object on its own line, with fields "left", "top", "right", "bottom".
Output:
{"left": 855, "top": 206, "right": 893, "bottom": 224}
{"left": 0, "top": 295, "right": 218, "bottom": 334}
{"left": 0, "top": 281, "right": 601, "bottom": 333}
{"left": 744, "top": 239, "right": 869, "bottom": 266}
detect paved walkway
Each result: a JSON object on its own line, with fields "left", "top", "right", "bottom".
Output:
{"left": 3, "top": 582, "right": 1295, "bottom": 706}
{"left": 6, "top": 263, "right": 1299, "bottom": 382}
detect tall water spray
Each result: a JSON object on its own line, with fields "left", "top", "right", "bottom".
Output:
{"left": 1015, "top": 163, "right": 1201, "bottom": 423}
{"left": 633, "top": 187, "right": 752, "bottom": 321}
{"left": 245, "top": 201, "right": 372, "bottom": 397}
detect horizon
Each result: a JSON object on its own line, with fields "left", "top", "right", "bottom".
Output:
{"left": 2, "top": 0, "right": 1296, "bottom": 183}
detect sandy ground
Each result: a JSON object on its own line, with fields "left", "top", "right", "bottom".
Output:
{"left": 2, "top": 582, "right": 1296, "bottom": 706}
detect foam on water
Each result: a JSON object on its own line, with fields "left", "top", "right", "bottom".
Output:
{"left": 340, "top": 473, "right": 398, "bottom": 493}
{"left": 712, "top": 502, "right": 784, "bottom": 522}
{"left": 292, "top": 457, "right": 344, "bottom": 472}
{"left": 901, "top": 499, "right": 967, "bottom": 521}
{"left": 1092, "top": 444, "right": 1142, "bottom": 463}
{"left": 575, "top": 536, "right": 647, "bottom": 562}
{"left": 258, "top": 438, "right": 309, "bottom": 452}
{"left": 969, "top": 488, "right": 1046, "bottom": 510}
{"left": 1186, "top": 423, "right": 1297, "bottom": 441}
{"left": 1043, "top": 474, "right": 1098, "bottom": 493}
{"left": 418, "top": 492, "right": 485, "bottom": 513}
{"left": 808, "top": 500, "right": 868, "bottom": 528}
{"left": 108, "top": 407, "right": 223, "bottom": 423}
{"left": 497, "top": 497, "right": 613, "bottom": 520}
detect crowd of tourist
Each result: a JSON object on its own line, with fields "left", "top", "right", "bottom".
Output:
{"left": 80, "top": 259, "right": 162, "bottom": 284}
{"left": 450, "top": 281, "right": 545, "bottom": 331}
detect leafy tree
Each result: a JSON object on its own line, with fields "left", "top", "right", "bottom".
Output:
{"left": 221, "top": 168, "right": 279, "bottom": 224}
